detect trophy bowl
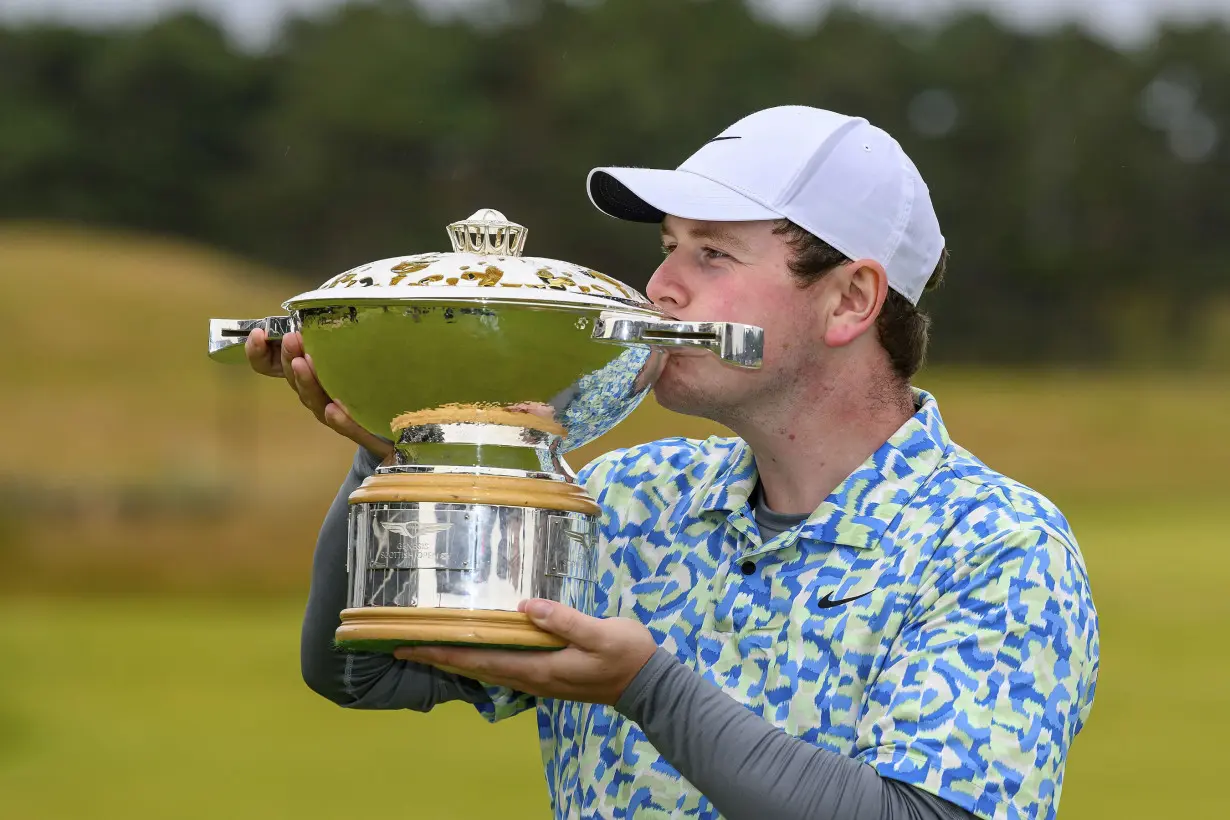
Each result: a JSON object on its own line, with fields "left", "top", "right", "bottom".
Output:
{"left": 209, "top": 209, "right": 763, "bottom": 651}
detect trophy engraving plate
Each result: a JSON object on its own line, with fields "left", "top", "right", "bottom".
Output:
{"left": 368, "top": 511, "right": 469, "bottom": 570}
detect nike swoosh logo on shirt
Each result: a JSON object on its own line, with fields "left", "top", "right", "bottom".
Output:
{"left": 816, "top": 589, "right": 872, "bottom": 609}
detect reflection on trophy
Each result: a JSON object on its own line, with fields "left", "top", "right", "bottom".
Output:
{"left": 208, "top": 209, "right": 763, "bottom": 650}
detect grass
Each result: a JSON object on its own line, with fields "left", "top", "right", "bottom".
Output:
{"left": 2, "top": 493, "right": 1226, "bottom": 819}
{"left": 2, "top": 223, "right": 1228, "bottom": 817}
{"left": 0, "top": 598, "right": 548, "bottom": 820}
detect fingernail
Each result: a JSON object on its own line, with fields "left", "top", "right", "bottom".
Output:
{"left": 526, "top": 599, "right": 552, "bottom": 620}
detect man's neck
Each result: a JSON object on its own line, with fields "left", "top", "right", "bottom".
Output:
{"left": 729, "top": 372, "right": 915, "bottom": 516}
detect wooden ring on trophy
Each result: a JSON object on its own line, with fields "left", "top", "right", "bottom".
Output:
{"left": 336, "top": 608, "right": 567, "bottom": 650}
{"left": 347, "top": 472, "right": 600, "bottom": 515}
{"left": 390, "top": 402, "right": 567, "bottom": 436}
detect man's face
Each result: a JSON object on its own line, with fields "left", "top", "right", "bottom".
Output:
{"left": 646, "top": 216, "right": 825, "bottom": 423}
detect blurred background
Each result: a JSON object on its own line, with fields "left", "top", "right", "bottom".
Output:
{"left": 1, "top": 0, "right": 1226, "bottom": 817}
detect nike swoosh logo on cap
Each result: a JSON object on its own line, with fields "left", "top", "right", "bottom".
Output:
{"left": 706, "top": 135, "right": 742, "bottom": 143}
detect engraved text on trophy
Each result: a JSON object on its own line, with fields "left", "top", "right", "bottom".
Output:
{"left": 359, "top": 509, "right": 474, "bottom": 607}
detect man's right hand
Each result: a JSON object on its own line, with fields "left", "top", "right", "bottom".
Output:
{"left": 246, "top": 327, "right": 395, "bottom": 460}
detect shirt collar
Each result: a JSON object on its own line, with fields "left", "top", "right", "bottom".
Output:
{"left": 696, "top": 388, "right": 952, "bottom": 550}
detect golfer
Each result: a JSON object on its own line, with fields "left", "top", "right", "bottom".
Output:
{"left": 247, "top": 106, "right": 1099, "bottom": 820}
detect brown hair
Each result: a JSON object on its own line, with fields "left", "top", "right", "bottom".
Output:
{"left": 772, "top": 220, "right": 947, "bottom": 382}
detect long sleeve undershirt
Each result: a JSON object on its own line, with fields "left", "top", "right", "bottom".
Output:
{"left": 299, "top": 448, "right": 979, "bottom": 820}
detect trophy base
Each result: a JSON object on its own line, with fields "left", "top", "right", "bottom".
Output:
{"left": 335, "top": 606, "right": 567, "bottom": 651}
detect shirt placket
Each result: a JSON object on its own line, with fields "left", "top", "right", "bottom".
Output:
{"left": 704, "top": 508, "right": 769, "bottom": 634}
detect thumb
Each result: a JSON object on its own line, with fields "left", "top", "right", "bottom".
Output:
{"left": 523, "top": 600, "right": 601, "bottom": 647}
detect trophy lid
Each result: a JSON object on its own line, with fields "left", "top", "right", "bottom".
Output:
{"left": 284, "top": 209, "right": 655, "bottom": 313}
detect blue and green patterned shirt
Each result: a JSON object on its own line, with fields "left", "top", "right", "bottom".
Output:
{"left": 478, "top": 388, "right": 1099, "bottom": 820}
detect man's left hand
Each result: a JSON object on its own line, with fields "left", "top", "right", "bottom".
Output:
{"left": 393, "top": 599, "right": 657, "bottom": 706}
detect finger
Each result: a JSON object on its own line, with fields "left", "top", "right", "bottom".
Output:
{"left": 245, "top": 327, "right": 279, "bottom": 377}
{"left": 282, "top": 331, "right": 304, "bottom": 359}
{"left": 522, "top": 600, "right": 603, "bottom": 647}
{"left": 291, "top": 356, "right": 331, "bottom": 417}
{"left": 279, "top": 332, "right": 297, "bottom": 388}
{"left": 391, "top": 648, "right": 463, "bottom": 674}
{"left": 323, "top": 403, "right": 395, "bottom": 459}
{"left": 400, "top": 646, "right": 546, "bottom": 682}
{"left": 279, "top": 332, "right": 306, "bottom": 388}
{"left": 464, "top": 649, "right": 590, "bottom": 695}
{"left": 394, "top": 646, "right": 432, "bottom": 662}
{"left": 396, "top": 646, "right": 487, "bottom": 667}
{"left": 246, "top": 326, "right": 265, "bottom": 360}
{"left": 331, "top": 399, "right": 395, "bottom": 459}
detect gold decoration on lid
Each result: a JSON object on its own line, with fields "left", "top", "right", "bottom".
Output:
{"left": 447, "top": 209, "right": 528, "bottom": 257}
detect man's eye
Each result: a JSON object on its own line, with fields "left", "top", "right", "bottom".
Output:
{"left": 701, "top": 247, "right": 729, "bottom": 261}
{"left": 660, "top": 244, "right": 676, "bottom": 256}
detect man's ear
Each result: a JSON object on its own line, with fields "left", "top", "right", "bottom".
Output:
{"left": 821, "top": 260, "right": 889, "bottom": 348}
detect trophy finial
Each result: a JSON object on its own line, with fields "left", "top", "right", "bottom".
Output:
{"left": 448, "top": 209, "right": 528, "bottom": 257}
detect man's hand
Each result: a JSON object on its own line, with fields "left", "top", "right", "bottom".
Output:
{"left": 245, "top": 326, "right": 394, "bottom": 459}
{"left": 394, "top": 599, "right": 657, "bottom": 706}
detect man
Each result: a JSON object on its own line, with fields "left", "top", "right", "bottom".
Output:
{"left": 247, "top": 106, "right": 1099, "bottom": 820}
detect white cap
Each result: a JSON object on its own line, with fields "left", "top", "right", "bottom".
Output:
{"left": 587, "top": 106, "right": 945, "bottom": 304}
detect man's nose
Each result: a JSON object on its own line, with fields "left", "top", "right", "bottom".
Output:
{"left": 646, "top": 259, "right": 688, "bottom": 313}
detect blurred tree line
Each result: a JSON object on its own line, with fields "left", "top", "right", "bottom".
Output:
{"left": 1, "top": 0, "right": 1228, "bottom": 366}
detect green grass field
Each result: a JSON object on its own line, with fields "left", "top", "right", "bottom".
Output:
{"left": 0, "top": 598, "right": 550, "bottom": 819}
{"left": 2, "top": 224, "right": 1227, "bottom": 818}
{"left": 2, "top": 492, "right": 1225, "bottom": 819}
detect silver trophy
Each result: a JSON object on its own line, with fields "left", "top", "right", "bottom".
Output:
{"left": 208, "top": 209, "right": 763, "bottom": 650}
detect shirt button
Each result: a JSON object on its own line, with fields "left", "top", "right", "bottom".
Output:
{"left": 740, "top": 560, "right": 756, "bottom": 575}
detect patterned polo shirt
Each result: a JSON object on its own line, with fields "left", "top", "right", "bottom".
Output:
{"left": 476, "top": 388, "right": 1100, "bottom": 820}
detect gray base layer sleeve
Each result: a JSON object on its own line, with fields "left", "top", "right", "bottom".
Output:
{"left": 299, "top": 446, "right": 489, "bottom": 711}
{"left": 616, "top": 649, "right": 979, "bottom": 820}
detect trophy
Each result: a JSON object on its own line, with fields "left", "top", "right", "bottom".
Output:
{"left": 208, "top": 209, "right": 763, "bottom": 650}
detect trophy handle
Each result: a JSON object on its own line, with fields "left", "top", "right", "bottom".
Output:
{"left": 208, "top": 315, "right": 295, "bottom": 363}
{"left": 592, "top": 311, "right": 763, "bottom": 369}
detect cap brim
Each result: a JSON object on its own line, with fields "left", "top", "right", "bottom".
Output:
{"left": 587, "top": 167, "right": 780, "bottom": 224}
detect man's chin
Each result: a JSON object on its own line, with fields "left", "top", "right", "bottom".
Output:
{"left": 651, "top": 391, "right": 703, "bottom": 419}
{"left": 651, "top": 368, "right": 714, "bottom": 419}
{"left": 651, "top": 355, "right": 758, "bottom": 426}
